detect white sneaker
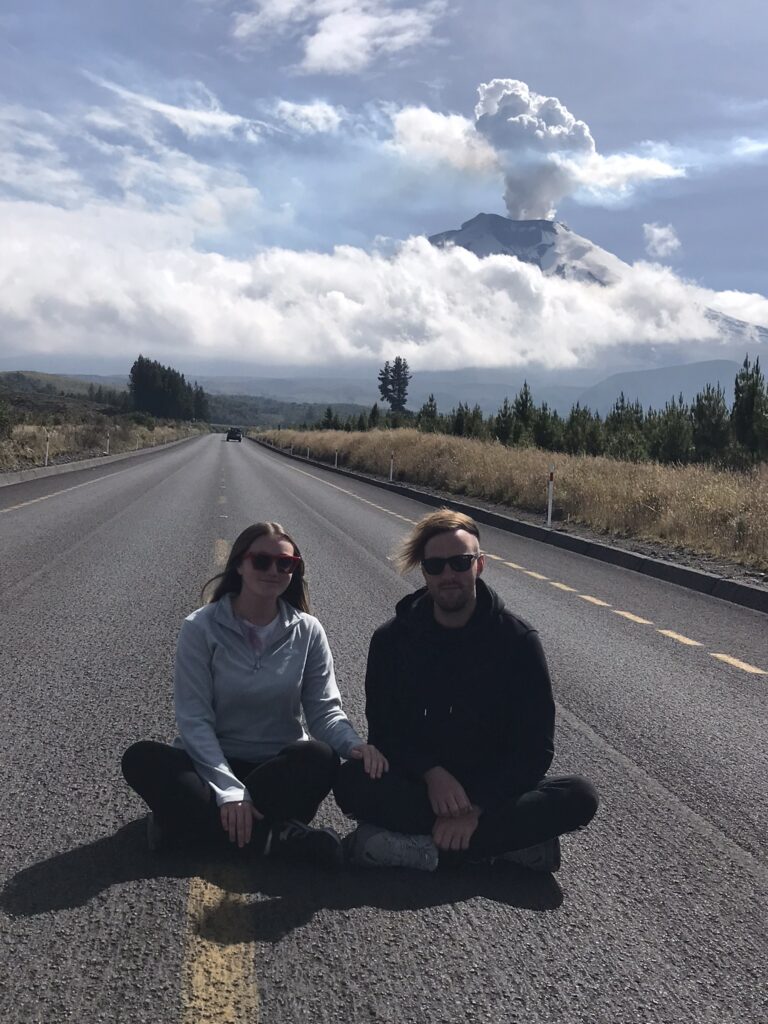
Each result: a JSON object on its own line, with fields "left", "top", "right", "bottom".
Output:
{"left": 346, "top": 824, "right": 439, "bottom": 871}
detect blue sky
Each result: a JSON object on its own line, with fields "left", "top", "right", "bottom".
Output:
{"left": 1, "top": 1, "right": 767, "bottom": 375}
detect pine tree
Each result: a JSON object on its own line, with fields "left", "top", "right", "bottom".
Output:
{"left": 532, "top": 403, "right": 563, "bottom": 451}
{"left": 389, "top": 356, "right": 412, "bottom": 412}
{"left": 377, "top": 362, "right": 393, "bottom": 407}
{"left": 451, "top": 403, "right": 468, "bottom": 436}
{"left": 563, "top": 402, "right": 593, "bottom": 455}
{"left": 692, "top": 384, "right": 730, "bottom": 463}
{"left": 646, "top": 394, "right": 693, "bottom": 464}
{"left": 604, "top": 392, "right": 647, "bottom": 461}
{"left": 511, "top": 381, "right": 535, "bottom": 445}
{"left": 731, "top": 355, "right": 768, "bottom": 463}
{"left": 417, "top": 393, "right": 439, "bottom": 432}
{"left": 321, "top": 406, "right": 335, "bottom": 429}
{"left": 492, "top": 397, "right": 514, "bottom": 444}
{"left": 368, "top": 402, "right": 380, "bottom": 429}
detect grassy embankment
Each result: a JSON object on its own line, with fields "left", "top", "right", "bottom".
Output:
{"left": 0, "top": 420, "right": 205, "bottom": 473}
{"left": 257, "top": 428, "right": 768, "bottom": 571}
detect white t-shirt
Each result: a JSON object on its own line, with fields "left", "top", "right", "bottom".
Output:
{"left": 237, "top": 612, "right": 281, "bottom": 654}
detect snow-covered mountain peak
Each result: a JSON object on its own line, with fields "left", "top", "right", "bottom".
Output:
{"left": 429, "top": 213, "right": 629, "bottom": 285}
{"left": 428, "top": 212, "right": 768, "bottom": 352}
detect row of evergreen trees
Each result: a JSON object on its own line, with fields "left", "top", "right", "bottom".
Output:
{"left": 314, "top": 356, "right": 768, "bottom": 468}
{"left": 128, "top": 355, "right": 210, "bottom": 422}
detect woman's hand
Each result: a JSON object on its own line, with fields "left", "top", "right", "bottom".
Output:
{"left": 349, "top": 744, "right": 389, "bottom": 779}
{"left": 220, "top": 800, "right": 264, "bottom": 848}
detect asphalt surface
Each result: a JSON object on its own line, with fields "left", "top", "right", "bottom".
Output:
{"left": 1, "top": 434, "right": 767, "bottom": 1024}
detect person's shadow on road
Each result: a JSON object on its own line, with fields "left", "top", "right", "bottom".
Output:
{"left": 1, "top": 818, "right": 563, "bottom": 943}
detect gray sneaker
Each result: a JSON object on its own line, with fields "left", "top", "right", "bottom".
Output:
{"left": 346, "top": 824, "right": 439, "bottom": 871}
{"left": 499, "top": 837, "right": 561, "bottom": 873}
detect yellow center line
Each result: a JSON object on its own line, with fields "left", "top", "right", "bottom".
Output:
{"left": 550, "top": 582, "right": 578, "bottom": 592}
{"left": 710, "top": 653, "right": 767, "bottom": 675}
{"left": 523, "top": 570, "right": 549, "bottom": 580}
{"left": 214, "top": 539, "right": 230, "bottom": 568}
{"left": 179, "top": 540, "right": 261, "bottom": 1022}
{"left": 613, "top": 610, "right": 654, "bottom": 625}
{"left": 658, "top": 629, "right": 702, "bottom": 647}
{"left": 484, "top": 553, "right": 505, "bottom": 561}
{"left": 182, "top": 870, "right": 258, "bottom": 1024}
{"left": 579, "top": 595, "right": 612, "bottom": 607}
{"left": 503, "top": 560, "right": 525, "bottom": 570}
{"left": 218, "top": 495, "right": 227, "bottom": 506}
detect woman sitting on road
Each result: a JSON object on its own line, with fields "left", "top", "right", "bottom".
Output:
{"left": 122, "top": 521, "right": 387, "bottom": 864}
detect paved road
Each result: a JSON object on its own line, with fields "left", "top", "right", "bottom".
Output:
{"left": 1, "top": 434, "right": 766, "bottom": 1024}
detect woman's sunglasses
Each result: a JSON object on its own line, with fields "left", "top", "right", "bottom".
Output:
{"left": 421, "top": 553, "right": 480, "bottom": 576}
{"left": 242, "top": 553, "right": 301, "bottom": 574}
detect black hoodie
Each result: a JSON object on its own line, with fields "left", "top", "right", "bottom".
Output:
{"left": 364, "top": 578, "right": 555, "bottom": 811}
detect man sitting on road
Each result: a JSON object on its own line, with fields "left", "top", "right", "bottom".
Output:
{"left": 334, "top": 509, "right": 598, "bottom": 872}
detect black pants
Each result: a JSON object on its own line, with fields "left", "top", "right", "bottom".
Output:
{"left": 121, "top": 739, "right": 339, "bottom": 848}
{"left": 334, "top": 760, "right": 598, "bottom": 859}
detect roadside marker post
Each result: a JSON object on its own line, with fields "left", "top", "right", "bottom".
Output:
{"left": 105, "top": 431, "right": 110, "bottom": 456}
{"left": 306, "top": 447, "right": 310, "bottom": 459}
{"left": 334, "top": 449, "right": 339, "bottom": 468}
{"left": 546, "top": 464, "right": 554, "bottom": 529}
{"left": 389, "top": 451, "right": 394, "bottom": 482}
{"left": 44, "top": 429, "right": 50, "bottom": 468}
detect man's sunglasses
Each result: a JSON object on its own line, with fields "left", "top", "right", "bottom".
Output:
{"left": 421, "top": 553, "right": 481, "bottom": 576}
{"left": 242, "top": 553, "right": 301, "bottom": 574}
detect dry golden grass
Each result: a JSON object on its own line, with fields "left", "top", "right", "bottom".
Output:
{"left": 257, "top": 428, "right": 768, "bottom": 570}
{"left": 0, "top": 421, "right": 205, "bottom": 472}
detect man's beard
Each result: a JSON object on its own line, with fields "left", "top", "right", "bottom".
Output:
{"left": 432, "top": 584, "right": 473, "bottom": 613}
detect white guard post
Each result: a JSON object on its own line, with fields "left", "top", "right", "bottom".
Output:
{"left": 546, "top": 464, "right": 554, "bottom": 529}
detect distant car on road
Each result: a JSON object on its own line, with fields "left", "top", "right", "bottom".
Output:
{"left": 226, "top": 427, "right": 243, "bottom": 442}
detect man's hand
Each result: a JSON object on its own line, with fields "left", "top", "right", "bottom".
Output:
{"left": 423, "top": 765, "right": 472, "bottom": 817}
{"left": 432, "top": 807, "right": 481, "bottom": 851}
{"left": 349, "top": 744, "right": 389, "bottom": 779}
{"left": 220, "top": 800, "right": 264, "bottom": 848}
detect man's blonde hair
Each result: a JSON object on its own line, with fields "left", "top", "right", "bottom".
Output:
{"left": 394, "top": 508, "right": 481, "bottom": 574}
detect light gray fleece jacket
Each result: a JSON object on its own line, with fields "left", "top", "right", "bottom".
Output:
{"left": 173, "top": 594, "right": 363, "bottom": 805}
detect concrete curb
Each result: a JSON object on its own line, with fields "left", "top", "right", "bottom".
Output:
{"left": 254, "top": 438, "right": 768, "bottom": 615}
{"left": 0, "top": 434, "right": 200, "bottom": 489}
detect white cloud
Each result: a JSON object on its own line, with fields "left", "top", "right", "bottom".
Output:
{"left": 232, "top": 0, "right": 448, "bottom": 74}
{"left": 2, "top": 196, "right": 765, "bottom": 372}
{"left": 389, "top": 106, "right": 498, "bottom": 173}
{"left": 86, "top": 75, "right": 264, "bottom": 142}
{"left": 275, "top": 99, "right": 344, "bottom": 134}
{"left": 643, "top": 222, "right": 681, "bottom": 259}
{"left": 0, "top": 107, "right": 89, "bottom": 205}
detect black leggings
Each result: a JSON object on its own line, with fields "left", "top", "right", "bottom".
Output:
{"left": 334, "top": 760, "right": 598, "bottom": 858}
{"left": 122, "top": 739, "right": 339, "bottom": 847}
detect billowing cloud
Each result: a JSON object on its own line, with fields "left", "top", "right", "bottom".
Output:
{"left": 232, "top": 0, "right": 447, "bottom": 75}
{"left": 2, "top": 195, "right": 766, "bottom": 372}
{"left": 644, "top": 222, "right": 681, "bottom": 259}
{"left": 275, "top": 99, "right": 344, "bottom": 134}
{"left": 474, "top": 79, "right": 685, "bottom": 218}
